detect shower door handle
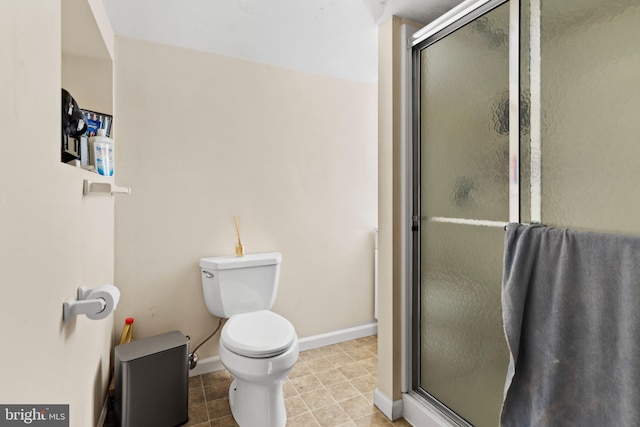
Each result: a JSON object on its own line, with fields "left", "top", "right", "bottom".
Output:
{"left": 412, "top": 216, "right": 421, "bottom": 231}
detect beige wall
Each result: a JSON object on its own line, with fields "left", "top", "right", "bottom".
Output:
{"left": 377, "top": 16, "right": 421, "bottom": 406}
{"left": 62, "top": 54, "right": 113, "bottom": 115}
{"left": 113, "top": 37, "right": 378, "bottom": 359}
{"left": 0, "top": 2, "right": 114, "bottom": 426}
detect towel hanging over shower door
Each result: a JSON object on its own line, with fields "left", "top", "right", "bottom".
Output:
{"left": 501, "top": 223, "right": 640, "bottom": 427}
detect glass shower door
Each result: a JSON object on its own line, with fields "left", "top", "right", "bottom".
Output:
{"left": 414, "top": 2, "right": 511, "bottom": 426}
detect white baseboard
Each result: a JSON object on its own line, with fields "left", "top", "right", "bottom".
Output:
{"left": 188, "top": 355, "right": 225, "bottom": 377}
{"left": 298, "top": 321, "right": 377, "bottom": 352}
{"left": 374, "top": 389, "right": 403, "bottom": 421}
{"left": 402, "top": 392, "right": 457, "bottom": 427}
{"left": 189, "top": 320, "right": 378, "bottom": 377}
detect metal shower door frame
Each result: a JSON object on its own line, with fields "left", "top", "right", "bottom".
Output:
{"left": 408, "top": 0, "right": 523, "bottom": 424}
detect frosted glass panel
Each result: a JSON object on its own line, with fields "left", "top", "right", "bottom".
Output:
{"left": 420, "top": 222, "right": 509, "bottom": 427}
{"left": 540, "top": 0, "right": 640, "bottom": 233}
{"left": 415, "top": 1, "right": 640, "bottom": 425}
{"left": 417, "top": 3, "right": 511, "bottom": 426}
{"left": 421, "top": 2, "right": 510, "bottom": 222}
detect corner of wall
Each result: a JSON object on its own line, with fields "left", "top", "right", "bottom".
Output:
{"left": 377, "top": 14, "right": 412, "bottom": 405}
{"left": 374, "top": 388, "right": 404, "bottom": 421}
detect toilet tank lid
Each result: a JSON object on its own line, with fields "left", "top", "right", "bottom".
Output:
{"left": 200, "top": 252, "right": 282, "bottom": 270}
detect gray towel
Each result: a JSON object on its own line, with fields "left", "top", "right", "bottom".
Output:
{"left": 501, "top": 223, "right": 640, "bottom": 427}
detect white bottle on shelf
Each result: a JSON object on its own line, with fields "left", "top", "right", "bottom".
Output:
{"left": 89, "top": 128, "right": 114, "bottom": 176}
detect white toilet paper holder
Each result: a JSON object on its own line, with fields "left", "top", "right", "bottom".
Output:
{"left": 83, "top": 179, "right": 131, "bottom": 196}
{"left": 63, "top": 285, "right": 119, "bottom": 322}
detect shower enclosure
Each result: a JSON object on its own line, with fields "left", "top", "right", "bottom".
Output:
{"left": 408, "top": 0, "right": 640, "bottom": 425}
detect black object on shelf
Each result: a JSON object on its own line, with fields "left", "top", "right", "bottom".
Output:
{"left": 61, "top": 88, "right": 87, "bottom": 163}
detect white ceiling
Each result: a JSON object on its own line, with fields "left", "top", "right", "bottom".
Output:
{"left": 101, "top": 0, "right": 464, "bottom": 83}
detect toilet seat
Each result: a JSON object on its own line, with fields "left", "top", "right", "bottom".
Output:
{"left": 222, "top": 310, "right": 296, "bottom": 358}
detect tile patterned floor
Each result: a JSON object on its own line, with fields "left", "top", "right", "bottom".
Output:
{"left": 186, "top": 335, "right": 412, "bottom": 426}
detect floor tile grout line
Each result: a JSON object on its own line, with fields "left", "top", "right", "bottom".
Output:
{"left": 189, "top": 337, "right": 381, "bottom": 426}
{"left": 288, "top": 378, "right": 377, "bottom": 424}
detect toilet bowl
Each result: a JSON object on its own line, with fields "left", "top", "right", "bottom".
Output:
{"left": 220, "top": 311, "right": 299, "bottom": 427}
{"left": 199, "top": 253, "right": 298, "bottom": 427}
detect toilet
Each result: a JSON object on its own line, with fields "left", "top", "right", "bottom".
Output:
{"left": 199, "top": 252, "right": 298, "bottom": 427}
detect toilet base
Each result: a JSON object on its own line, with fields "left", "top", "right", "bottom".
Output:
{"left": 228, "top": 377, "right": 286, "bottom": 427}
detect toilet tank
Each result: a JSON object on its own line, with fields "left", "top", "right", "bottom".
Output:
{"left": 199, "top": 252, "right": 282, "bottom": 318}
